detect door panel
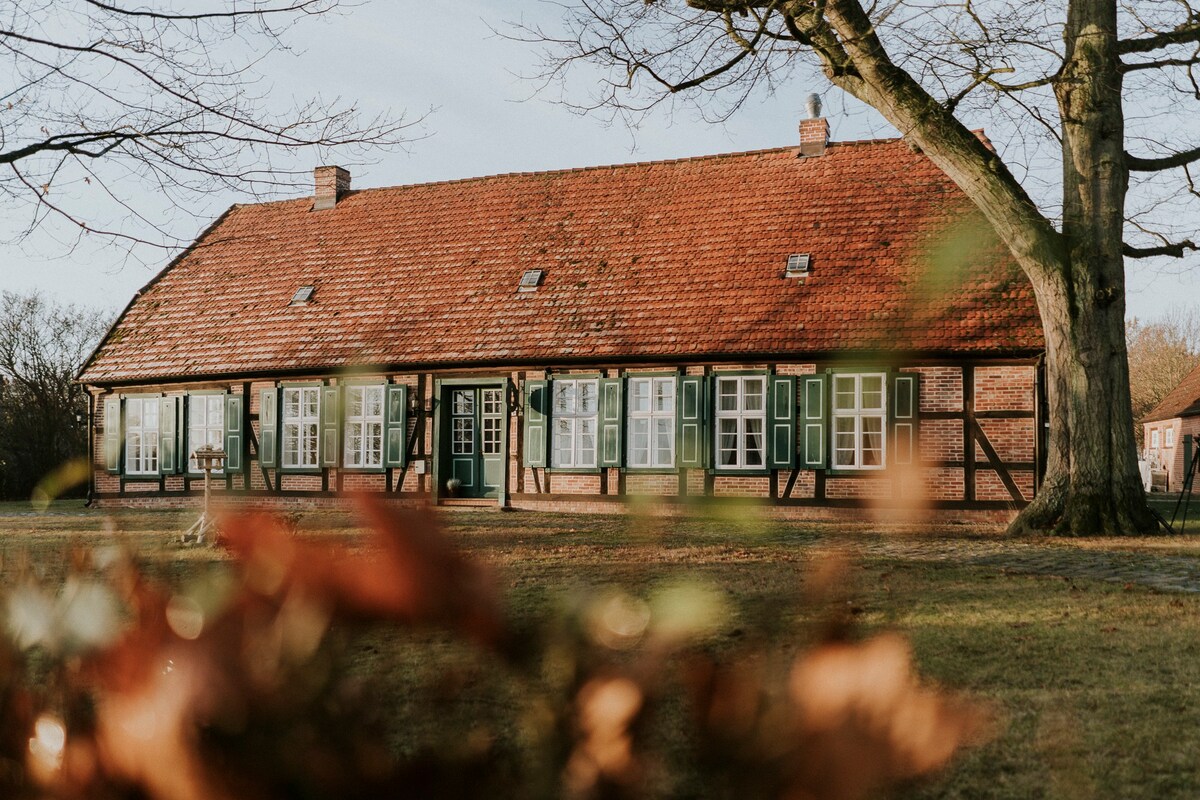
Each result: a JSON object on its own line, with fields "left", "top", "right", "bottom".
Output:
{"left": 444, "top": 385, "right": 506, "bottom": 499}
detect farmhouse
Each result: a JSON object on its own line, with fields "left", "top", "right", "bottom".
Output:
{"left": 78, "top": 117, "right": 1046, "bottom": 516}
{"left": 1142, "top": 361, "right": 1200, "bottom": 491}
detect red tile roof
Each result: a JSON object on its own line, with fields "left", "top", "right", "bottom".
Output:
{"left": 1144, "top": 361, "right": 1200, "bottom": 422}
{"left": 80, "top": 138, "right": 1043, "bottom": 384}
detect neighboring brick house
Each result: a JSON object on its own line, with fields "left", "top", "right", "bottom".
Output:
{"left": 77, "top": 117, "right": 1046, "bottom": 516}
{"left": 1142, "top": 362, "right": 1200, "bottom": 491}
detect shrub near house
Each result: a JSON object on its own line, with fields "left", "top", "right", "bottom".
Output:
{"left": 78, "top": 119, "right": 1044, "bottom": 517}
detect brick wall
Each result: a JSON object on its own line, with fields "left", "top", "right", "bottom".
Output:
{"left": 87, "top": 358, "right": 1040, "bottom": 514}
{"left": 712, "top": 475, "right": 770, "bottom": 498}
{"left": 975, "top": 418, "right": 1035, "bottom": 463}
{"left": 975, "top": 366, "right": 1035, "bottom": 412}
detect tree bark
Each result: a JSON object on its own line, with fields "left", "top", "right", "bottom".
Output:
{"left": 809, "top": 0, "right": 1156, "bottom": 535}
{"left": 1008, "top": 0, "right": 1157, "bottom": 535}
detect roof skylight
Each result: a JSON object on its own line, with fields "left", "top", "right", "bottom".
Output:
{"left": 784, "top": 254, "right": 811, "bottom": 278}
{"left": 518, "top": 269, "right": 545, "bottom": 292}
{"left": 290, "top": 285, "right": 315, "bottom": 305}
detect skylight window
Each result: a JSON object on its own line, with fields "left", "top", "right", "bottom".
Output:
{"left": 290, "top": 285, "right": 315, "bottom": 305}
{"left": 518, "top": 269, "right": 545, "bottom": 292}
{"left": 784, "top": 254, "right": 811, "bottom": 278}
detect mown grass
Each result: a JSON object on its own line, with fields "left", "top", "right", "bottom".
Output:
{"left": 3, "top": 500, "right": 1200, "bottom": 797}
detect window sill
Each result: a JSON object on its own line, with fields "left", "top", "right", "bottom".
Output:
{"left": 710, "top": 469, "right": 771, "bottom": 477}
{"left": 622, "top": 468, "right": 679, "bottom": 475}
{"left": 278, "top": 467, "right": 324, "bottom": 475}
{"left": 122, "top": 474, "right": 163, "bottom": 482}
{"left": 340, "top": 467, "right": 387, "bottom": 474}
{"left": 546, "top": 467, "right": 602, "bottom": 475}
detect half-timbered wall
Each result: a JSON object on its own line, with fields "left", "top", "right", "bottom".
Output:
{"left": 87, "top": 358, "right": 1040, "bottom": 515}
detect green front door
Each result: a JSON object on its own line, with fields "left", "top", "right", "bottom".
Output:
{"left": 447, "top": 386, "right": 505, "bottom": 498}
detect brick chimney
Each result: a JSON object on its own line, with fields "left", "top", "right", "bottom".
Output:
{"left": 313, "top": 165, "right": 351, "bottom": 210}
{"left": 799, "top": 93, "right": 829, "bottom": 157}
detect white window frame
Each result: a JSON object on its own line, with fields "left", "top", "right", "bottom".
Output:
{"left": 1151, "top": 428, "right": 1161, "bottom": 448}
{"left": 627, "top": 376, "right": 676, "bottom": 468}
{"left": 124, "top": 397, "right": 160, "bottom": 475}
{"left": 343, "top": 385, "right": 384, "bottom": 469}
{"left": 831, "top": 373, "right": 887, "bottom": 471}
{"left": 714, "top": 375, "right": 767, "bottom": 470}
{"left": 187, "top": 394, "right": 225, "bottom": 473}
{"left": 281, "top": 386, "right": 321, "bottom": 469}
{"left": 1166, "top": 428, "right": 1176, "bottom": 448}
{"left": 551, "top": 378, "right": 599, "bottom": 469}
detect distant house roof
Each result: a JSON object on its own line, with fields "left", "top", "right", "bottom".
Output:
{"left": 79, "top": 137, "right": 1043, "bottom": 385}
{"left": 1144, "top": 361, "right": 1200, "bottom": 422}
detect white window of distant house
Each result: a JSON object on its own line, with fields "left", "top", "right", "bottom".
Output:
{"left": 552, "top": 379, "right": 598, "bottom": 468}
{"left": 344, "top": 386, "right": 384, "bottom": 468}
{"left": 832, "top": 373, "right": 887, "bottom": 470}
{"left": 628, "top": 377, "right": 675, "bottom": 468}
{"left": 1166, "top": 428, "right": 1176, "bottom": 448}
{"left": 1152, "top": 428, "right": 1161, "bottom": 449}
{"left": 187, "top": 395, "right": 225, "bottom": 472}
{"left": 124, "top": 397, "right": 159, "bottom": 475}
{"left": 281, "top": 387, "right": 320, "bottom": 468}
{"left": 715, "top": 376, "right": 767, "bottom": 469}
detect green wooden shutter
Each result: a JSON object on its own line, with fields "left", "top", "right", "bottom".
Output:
{"left": 259, "top": 388, "right": 279, "bottom": 469}
{"left": 891, "top": 372, "right": 920, "bottom": 466}
{"left": 320, "top": 385, "right": 341, "bottom": 468}
{"left": 677, "top": 375, "right": 708, "bottom": 469}
{"left": 598, "top": 377, "right": 623, "bottom": 467}
{"left": 224, "top": 393, "right": 244, "bottom": 472}
{"left": 768, "top": 375, "right": 797, "bottom": 469}
{"left": 384, "top": 384, "right": 408, "bottom": 468}
{"left": 103, "top": 396, "right": 122, "bottom": 474}
{"left": 159, "top": 396, "right": 179, "bottom": 475}
{"left": 799, "top": 374, "right": 829, "bottom": 469}
{"left": 523, "top": 380, "right": 549, "bottom": 468}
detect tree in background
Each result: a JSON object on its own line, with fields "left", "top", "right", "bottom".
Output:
{"left": 1127, "top": 307, "right": 1200, "bottom": 445}
{"left": 1, "top": 1, "right": 413, "bottom": 253}
{"left": 0, "top": 291, "right": 109, "bottom": 500}
{"left": 522, "top": 0, "right": 1200, "bottom": 535}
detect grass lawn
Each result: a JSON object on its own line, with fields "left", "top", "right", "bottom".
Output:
{"left": 3, "top": 499, "right": 1200, "bottom": 797}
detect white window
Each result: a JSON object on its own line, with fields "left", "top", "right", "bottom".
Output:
{"left": 281, "top": 387, "right": 320, "bottom": 468}
{"left": 1166, "top": 428, "right": 1176, "bottom": 448}
{"left": 1152, "top": 429, "right": 1161, "bottom": 448}
{"left": 344, "top": 386, "right": 384, "bottom": 468}
{"left": 628, "top": 377, "right": 675, "bottom": 468}
{"left": 187, "top": 395, "right": 225, "bottom": 472}
{"left": 832, "top": 373, "right": 886, "bottom": 470}
{"left": 715, "top": 376, "right": 766, "bottom": 469}
{"left": 124, "top": 397, "right": 159, "bottom": 475}
{"left": 551, "top": 378, "right": 598, "bottom": 468}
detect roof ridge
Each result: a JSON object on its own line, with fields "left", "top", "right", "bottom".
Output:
{"left": 236, "top": 136, "right": 909, "bottom": 209}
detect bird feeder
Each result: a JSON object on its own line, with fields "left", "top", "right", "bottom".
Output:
{"left": 183, "top": 445, "right": 226, "bottom": 544}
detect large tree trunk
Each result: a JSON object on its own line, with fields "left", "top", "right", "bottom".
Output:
{"left": 1008, "top": 0, "right": 1155, "bottom": 536}
{"left": 813, "top": 0, "right": 1156, "bottom": 534}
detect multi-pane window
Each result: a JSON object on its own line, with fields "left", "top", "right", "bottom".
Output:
{"left": 125, "top": 397, "right": 159, "bottom": 475}
{"left": 715, "top": 376, "right": 766, "bottom": 469}
{"left": 281, "top": 387, "right": 320, "bottom": 468}
{"left": 187, "top": 395, "right": 225, "bottom": 472}
{"left": 832, "top": 373, "right": 886, "bottom": 470}
{"left": 481, "top": 388, "right": 504, "bottom": 455}
{"left": 552, "top": 379, "right": 598, "bottom": 468}
{"left": 344, "top": 386, "right": 384, "bottom": 468}
{"left": 452, "top": 390, "right": 474, "bottom": 455}
{"left": 628, "top": 377, "right": 675, "bottom": 468}
{"left": 1151, "top": 429, "right": 1161, "bottom": 448}
{"left": 1166, "top": 428, "right": 1176, "bottom": 448}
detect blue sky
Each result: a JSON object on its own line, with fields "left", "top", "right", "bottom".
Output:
{"left": 3, "top": 1, "right": 1197, "bottom": 322}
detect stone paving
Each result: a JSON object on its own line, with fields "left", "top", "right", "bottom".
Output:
{"left": 854, "top": 537, "right": 1200, "bottom": 593}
